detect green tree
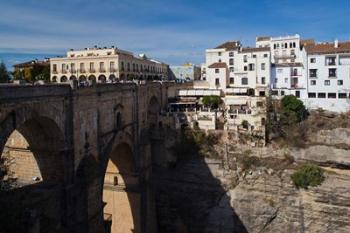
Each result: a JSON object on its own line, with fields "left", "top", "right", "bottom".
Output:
{"left": 0, "top": 61, "right": 9, "bottom": 83}
{"left": 281, "top": 95, "right": 307, "bottom": 122}
{"left": 291, "top": 164, "right": 325, "bottom": 189}
{"left": 202, "top": 95, "right": 223, "bottom": 109}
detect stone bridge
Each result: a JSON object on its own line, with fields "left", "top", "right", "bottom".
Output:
{"left": 0, "top": 82, "right": 173, "bottom": 233}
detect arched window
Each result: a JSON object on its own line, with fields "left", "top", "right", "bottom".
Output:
{"left": 60, "top": 76, "right": 67, "bottom": 82}
{"left": 293, "top": 42, "right": 296, "bottom": 48}
{"left": 116, "top": 112, "right": 121, "bottom": 128}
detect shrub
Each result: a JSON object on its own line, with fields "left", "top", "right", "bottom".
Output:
{"left": 202, "top": 95, "right": 223, "bottom": 109}
{"left": 291, "top": 164, "right": 325, "bottom": 189}
{"left": 281, "top": 95, "right": 307, "bottom": 122}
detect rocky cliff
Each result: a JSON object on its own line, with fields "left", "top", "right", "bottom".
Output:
{"left": 154, "top": 125, "right": 350, "bottom": 233}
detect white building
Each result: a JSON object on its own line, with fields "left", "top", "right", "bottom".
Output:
{"left": 50, "top": 46, "right": 169, "bottom": 83}
{"left": 304, "top": 40, "right": 350, "bottom": 112}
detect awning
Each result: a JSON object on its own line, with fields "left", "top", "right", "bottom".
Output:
{"left": 224, "top": 98, "right": 248, "bottom": 105}
{"left": 225, "top": 88, "right": 248, "bottom": 94}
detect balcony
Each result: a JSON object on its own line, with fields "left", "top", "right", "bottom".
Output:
{"left": 228, "top": 109, "right": 252, "bottom": 115}
{"left": 274, "top": 54, "right": 296, "bottom": 59}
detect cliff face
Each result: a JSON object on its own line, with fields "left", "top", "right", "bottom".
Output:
{"left": 154, "top": 127, "right": 350, "bottom": 233}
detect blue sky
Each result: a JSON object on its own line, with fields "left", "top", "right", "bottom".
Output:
{"left": 1, "top": 0, "right": 350, "bottom": 69}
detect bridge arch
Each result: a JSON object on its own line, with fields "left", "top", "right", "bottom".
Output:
{"left": 101, "top": 132, "right": 141, "bottom": 233}
{"left": 0, "top": 110, "right": 66, "bottom": 232}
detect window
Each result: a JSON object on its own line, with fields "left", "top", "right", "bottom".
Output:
{"left": 215, "top": 68, "right": 219, "bottom": 73}
{"left": 229, "top": 67, "right": 234, "bottom": 72}
{"left": 253, "top": 54, "right": 256, "bottom": 58}
{"left": 248, "top": 64, "right": 255, "bottom": 71}
{"left": 244, "top": 66, "right": 248, "bottom": 71}
{"left": 277, "top": 69, "right": 283, "bottom": 73}
{"left": 318, "top": 93, "right": 326, "bottom": 98}
{"left": 215, "top": 78, "right": 220, "bottom": 86}
{"left": 132, "top": 63, "right": 135, "bottom": 72}
{"left": 339, "top": 93, "right": 347, "bottom": 98}
{"left": 121, "top": 62, "right": 124, "bottom": 71}
{"left": 326, "top": 56, "right": 336, "bottom": 66}
{"left": 261, "top": 63, "right": 265, "bottom": 70}
{"left": 229, "top": 52, "right": 234, "bottom": 57}
{"left": 218, "top": 59, "right": 222, "bottom": 62}
{"left": 289, "top": 42, "right": 293, "bottom": 48}
{"left": 324, "top": 80, "right": 330, "bottom": 86}
{"left": 243, "top": 55, "right": 247, "bottom": 62}
{"left": 259, "top": 91, "right": 265, "bottom": 96}
{"left": 229, "top": 77, "right": 234, "bottom": 84}
{"left": 310, "top": 58, "right": 316, "bottom": 63}
{"left": 127, "top": 63, "right": 130, "bottom": 72}
{"left": 285, "top": 78, "right": 288, "bottom": 83}
{"left": 53, "top": 64, "right": 57, "bottom": 73}
{"left": 285, "top": 43, "right": 288, "bottom": 48}
{"left": 273, "top": 44, "right": 277, "bottom": 49}
{"left": 309, "top": 69, "right": 317, "bottom": 78}
{"left": 110, "top": 62, "right": 115, "bottom": 72}
{"left": 337, "top": 80, "right": 343, "bottom": 85}
{"left": 291, "top": 49, "right": 295, "bottom": 55}
{"left": 329, "top": 68, "right": 336, "bottom": 77}
{"left": 80, "top": 63, "right": 85, "bottom": 72}
{"left": 264, "top": 54, "right": 268, "bottom": 58}
{"left": 229, "top": 58, "right": 234, "bottom": 65}
{"left": 271, "top": 90, "right": 278, "bottom": 95}
{"left": 293, "top": 42, "right": 296, "bottom": 48}
{"left": 257, "top": 102, "right": 263, "bottom": 107}
{"left": 310, "top": 80, "right": 316, "bottom": 85}
{"left": 62, "top": 63, "right": 66, "bottom": 72}
{"left": 261, "top": 77, "right": 266, "bottom": 84}
{"left": 218, "top": 52, "right": 222, "bottom": 56}
{"left": 296, "top": 91, "right": 300, "bottom": 98}
{"left": 308, "top": 93, "right": 316, "bottom": 98}
{"left": 89, "top": 62, "right": 94, "bottom": 72}
{"left": 281, "top": 91, "right": 285, "bottom": 96}
{"left": 241, "top": 77, "right": 248, "bottom": 85}
{"left": 328, "top": 93, "right": 336, "bottom": 98}
{"left": 99, "top": 62, "right": 105, "bottom": 72}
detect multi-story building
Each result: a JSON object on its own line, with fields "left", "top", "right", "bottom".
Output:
{"left": 258, "top": 35, "right": 308, "bottom": 99}
{"left": 50, "top": 46, "right": 169, "bottom": 83}
{"left": 304, "top": 40, "right": 350, "bottom": 112}
{"left": 169, "top": 63, "right": 201, "bottom": 82}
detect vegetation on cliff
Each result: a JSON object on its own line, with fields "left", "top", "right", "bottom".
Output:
{"left": 291, "top": 164, "right": 325, "bottom": 189}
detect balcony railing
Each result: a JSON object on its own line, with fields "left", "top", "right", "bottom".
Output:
{"left": 274, "top": 54, "right": 296, "bottom": 59}
{"left": 228, "top": 109, "right": 252, "bottom": 115}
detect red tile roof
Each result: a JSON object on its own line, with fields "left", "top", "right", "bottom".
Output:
{"left": 208, "top": 62, "right": 227, "bottom": 68}
{"left": 215, "top": 41, "right": 240, "bottom": 50}
{"left": 305, "top": 41, "right": 350, "bottom": 54}
{"left": 241, "top": 47, "right": 270, "bottom": 53}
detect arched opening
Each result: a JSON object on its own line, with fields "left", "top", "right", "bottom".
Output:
{"left": 98, "top": 75, "right": 107, "bottom": 83}
{"left": 0, "top": 116, "right": 65, "bottom": 232}
{"left": 79, "top": 75, "right": 87, "bottom": 82}
{"left": 103, "top": 143, "right": 141, "bottom": 233}
{"left": 120, "top": 73, "right": 125, "bottom": 81}
{"left": 69, "top": 75, "right": 77, "bottom": 81}
{"left": 109, "top": 74, "right": 116, "bottom": 82}
{"left": 60, "top": 76, "right": 67, "bottom": 82}
{"left": 247, "top": 88, "right": 255, "bottom": 96}
{"left": 52, "top": 76, "right": 57, "bottom": 83}
{"left": 88, "top": 75, "right": 96, "bottom": 82}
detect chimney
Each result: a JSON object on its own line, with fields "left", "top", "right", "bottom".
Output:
{"left": 335, "top": 39, "right": 339, "bottom": 48}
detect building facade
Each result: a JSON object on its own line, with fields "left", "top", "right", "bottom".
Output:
{"left": 50, "top": 47, "right": 169, "bottom": 83}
